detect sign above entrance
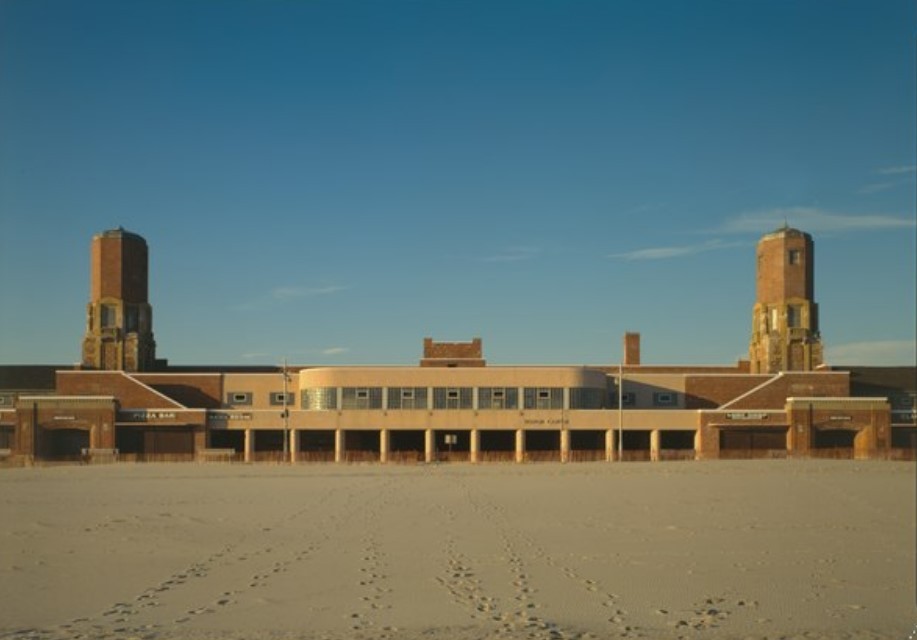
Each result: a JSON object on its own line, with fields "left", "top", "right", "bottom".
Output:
{"left": 725, "top": 412, "right": 769, "bottom": 420}
{"left": 120, "top": 410, "right": 178, "bottom": 422}
{"left": 208, "top": 411, "right": 252, "bottom": 422}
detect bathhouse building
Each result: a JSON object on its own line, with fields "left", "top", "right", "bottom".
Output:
{"left": 0, "top": 227, "right": 914, "bottom": 463}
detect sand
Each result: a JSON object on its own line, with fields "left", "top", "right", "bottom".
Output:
{"left": 0, "top": 460, "right": 914, "bottom": 640}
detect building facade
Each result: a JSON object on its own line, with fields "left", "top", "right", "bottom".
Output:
{"left": 0, "top": 227, "right": 913, "bottom": 464}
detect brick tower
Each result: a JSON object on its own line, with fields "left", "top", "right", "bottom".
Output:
{"left": 749, "top": 225, "right": 823, "bottom": 373}
{"left": 81, "top": 228, "right": 156, "bottom": 371}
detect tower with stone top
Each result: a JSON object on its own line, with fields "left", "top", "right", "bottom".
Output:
{"left": 80, "top": 228, "right": 156, "bottom": 371}
{"left": 749, "top": 225, "right": 823, "bottom": 373}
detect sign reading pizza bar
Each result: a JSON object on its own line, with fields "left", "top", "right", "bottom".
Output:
{"left": 119, "top": 410, "right": 178, "bottom": 422}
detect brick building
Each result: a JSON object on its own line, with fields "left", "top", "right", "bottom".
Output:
{"left": 0, "top": 227, "right": 913, "bottom": 464}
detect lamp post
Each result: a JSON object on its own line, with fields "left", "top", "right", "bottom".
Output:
{"left": 618, "top": 362, "right": 624, "bottom": 462}
{"left": 282, "top": 358, "right": 290, "bottom": 462}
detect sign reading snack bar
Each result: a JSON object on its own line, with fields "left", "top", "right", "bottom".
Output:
{"left": 725, "top": 412, "right": 769, "bottom": 420}
{"left": 207, "top": 411, "right": 252, "bottom": 422}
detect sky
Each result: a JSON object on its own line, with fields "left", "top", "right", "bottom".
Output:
{"left": 0, "top": 0, "right": 915, "bottom": 368}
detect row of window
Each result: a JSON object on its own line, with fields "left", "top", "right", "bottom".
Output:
{"left": 225, "top": 387, "right": 681, "bottom": 410}
{"left": 300, "top": 387, "right": 594, "bottom": 411}
{"left": 227, "top": 391, "right": 294, "bottom": 406}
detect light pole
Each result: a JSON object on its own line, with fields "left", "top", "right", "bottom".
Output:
{"left": 618, "top": 362, "right": 624, "bottom": 462}
{"left": 282, "top": 358, "right": 290, "bottom": 462}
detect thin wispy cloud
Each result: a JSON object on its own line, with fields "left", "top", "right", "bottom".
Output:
{"left": 609, "top": 239, "right": 744, "bottom": 261}
{"left": 856, "top": 182, "right": 896, "bottom": 195}
{"left": 479, "top": 247, "right": 541, "bottom": 263}
{"left": 857, "top": 165, "right": 916, "bottom": 194}
{"left": 241, "top": 351, "right": 271, "bottom": 360}
{"left": 322, "top": 347, "right": 349, "bottom": 356}
{"left": 875, "top": 164, "right": 917, "bottom": 176}
{"left": 826, "top": 340, "right": 917, "bottom": 366}
{"left": 271, "top": 285, "right": 350, "bottom": 300}
{"left": 716, "top": 207, "right": 915, "bottom": 234}
{"left": 232, "top": 283, "right": 350, "bottom": 312}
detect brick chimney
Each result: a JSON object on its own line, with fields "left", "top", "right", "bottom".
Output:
{"left": 623, "top": 332, "right": 641, "bottom": 366}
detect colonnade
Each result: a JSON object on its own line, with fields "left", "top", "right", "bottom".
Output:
{"left": 238, "top": 428, "right": 681, "bottom": 463}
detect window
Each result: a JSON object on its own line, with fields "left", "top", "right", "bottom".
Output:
{"left": 270, "top": 392, "right": 294, "bottom": 406}
{"left": 227, "top": 392, "right": 252, "bottom": 406}
{"left": 569, "top": 388, "right": 605, "bottom": 409}
{"left": 524, "top": 387, "right": 563, "bottom": 410}
{"left": 788, "top": 249, "right": 801, "bottom": 265}
{"left": 478, "top": 387, "right": 518, "bottom": 410}
{"left": 101, "top": 304, "right": 117, "bottom": 328}
{"left": 787, "top": 305, "right": 802, "bottom": 328}
{"left": 653, "top": 392, "right": 677, "bottom": 407}
{"left": 621, "top": 392, "right": 636, "bottom": 407}
{"left": 125, "top": 307, "right": 139, "bottom": 332}
{"left": 342, "top": 387, "right": 382, "bottom": 409}
{"left": 433, "top": 387, "right": 472, "bottom": 409}
{"left": 302, "top": 387, "right": 337, "bottom": 410}
{"left": 387, "top": 387, "right": 427, "bottom": 410}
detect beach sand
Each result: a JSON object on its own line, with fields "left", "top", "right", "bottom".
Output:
{"left": 0, "top": 460, "right": 914, "bottom": 640}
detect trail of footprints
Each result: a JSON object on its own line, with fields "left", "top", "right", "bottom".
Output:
{"left": 6, "top": 485, "right": 364, "bottom": 640}
{"left": 440, "top": 481, "right": 613, "bottom": 640}
{"left": 345, "top": 476, "right": 401, "bottom": 639}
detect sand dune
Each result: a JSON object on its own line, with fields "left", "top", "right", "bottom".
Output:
{"left": 0, "top": 461, "right": 913, "bottom": 640}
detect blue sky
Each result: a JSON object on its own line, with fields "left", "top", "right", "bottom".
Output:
{"left": 1, "top": 0, "right": 915, "bottom": 367}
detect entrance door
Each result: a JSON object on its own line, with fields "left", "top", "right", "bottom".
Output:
{"left": 42, "top": 428, "right": 89, "bottom": 460}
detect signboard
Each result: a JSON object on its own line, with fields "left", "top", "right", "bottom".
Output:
{"left": 120, "top": 410, "right": 178, "bottom": 422}
{"left": 523, "top": 418, "right": 569, "bottom": 425}
{"left": 207, "top": 411, "right": 253, "bottom": 422}
{"left": 725, "top": 412, "right": 769, "bottom": 420}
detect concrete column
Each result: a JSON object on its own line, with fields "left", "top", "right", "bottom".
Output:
{"left": 470, "top": 428, "right": 480, "bottom": 464}
{"left": 289, "top": 429, "right": 299, "bottom": 464}
{"left": 425, "top": 429, "right": 434, "bottom": 463}
{"left": 334, "top": 429, "right": 344, "bottom": 463}
{"left": 605, "top": 429, "right": 615, "bottom": 462}
{"left": 650, "top": 429, "right": 661, "bottom": 462}
{"left": 380, "top": 429, "right": 389, "bottom": 464}
{"left": 243, "top": 429, "right": 253, "bottom": 463}
{"left": 515, "top": 429, "right": 525, "bottom": 464}
{"left": 560, "top": 429, "right": 570, "bottom": 463}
